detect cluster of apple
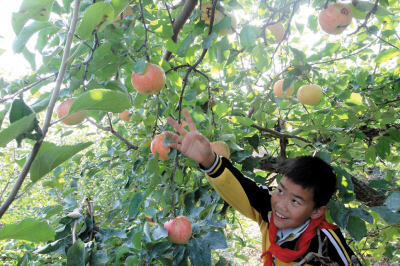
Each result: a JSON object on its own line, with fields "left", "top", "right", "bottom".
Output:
{"left": 273, "top": 80, "right": 323, "bottom": 106}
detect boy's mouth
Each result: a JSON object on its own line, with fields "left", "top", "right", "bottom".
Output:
{"left": 275, "top": 211, "right": 289, "bottom": 220}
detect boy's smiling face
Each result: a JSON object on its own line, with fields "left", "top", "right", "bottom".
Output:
{"left": 270, "top": 176, "right": 326, "bottom": 229}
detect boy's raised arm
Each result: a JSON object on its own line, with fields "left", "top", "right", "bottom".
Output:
{"left": 164, "top": 109, "right": 216, "bottom": 169}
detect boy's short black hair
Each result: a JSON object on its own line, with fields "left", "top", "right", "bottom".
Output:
{"left": 283, "top": 156, "right": 337, "bottom": 209}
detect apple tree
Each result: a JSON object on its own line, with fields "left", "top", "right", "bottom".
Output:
{"left": 0, "top": 0, "right": 399, "bottom": 265}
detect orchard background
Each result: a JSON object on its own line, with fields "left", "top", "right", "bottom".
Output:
{"left": 0, "top": 0, "right": 400, "bottom": 265}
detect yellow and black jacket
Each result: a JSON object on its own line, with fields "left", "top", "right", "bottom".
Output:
{"left": 201, "top": 156, "right": 359, "bottom": 266}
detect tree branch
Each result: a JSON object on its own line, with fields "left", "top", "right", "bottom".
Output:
{"left": 0, "top": 0, "right": 82, "bottom": 219}
{"left": 163, "top": 0, "right": 198, "bottom": 61}
{"left": 87, "top": 118, "right": 138, "bottom": 150}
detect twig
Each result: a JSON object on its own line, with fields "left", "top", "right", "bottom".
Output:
{"left": 348, "top": 0, "right": 379, "bottom": 36}
{"left": 251, "top": 125, "right": 313, "bottom": 144}
{"left": 0, "top": 74, "right": 57, "bottom": 104}
{"left": 87, "top": 118, "right": 138, "bottom": 150}
{"left": 136, "top": 0, "right": 151, "bottom": 61}
{"left": 72, "top": 196, "right": 87, "bottom": 244}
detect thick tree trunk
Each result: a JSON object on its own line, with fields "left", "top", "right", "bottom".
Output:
{"left": 163, "top": 0, "right": 199, "bottom": 61}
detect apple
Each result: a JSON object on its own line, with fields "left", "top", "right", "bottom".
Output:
{"left": 151, "top": 133, "right": 171, "bottom": 161}
{"left": 163, "top": 216, "right": 192, "bottom": 244}
{"left": 318, "top": 3, "right": 353, "bottom": 35}
{"left": 297, "top": 84, "right": 323, "bottom": 106}
{"left": 113, "top": 5, "right": 134, "bottom": 24}
{"left": 214, "top": 12, "right": 237, "bottom": 36}
{"left": 174, "top": 119, "right": 187, "bottom": 132}
{"left": 273, "top": 79, "right": 294, "bottom": 98}
{"left": 131, "top": 63, "right": 166, "bottom": 95}
{"left": 266, "top": 22, "right": 285, "bottom": 44}
{"left": 118, "top": 110, "right": 131, "bottom": 122}
{"left": 210, "top": 141, "right": 230, "bottom": 159}
{"left": 57, "top": 98, "right": 88, "bottom": 126}
{"left": 200, "top": 2, "right": 219, "bottom": 25}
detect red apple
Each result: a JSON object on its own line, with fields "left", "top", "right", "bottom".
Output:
{"left": 131, "top": 63, "right": 166, "bottom": 95}
{"left": 163, "top": 216, "right": 192, "bottom": 244}
{"left": 151, "top": 133, "right": 171, "bottom": 161}
{"left": 273, "top": 79, "right": 294, "bottom": 98}
{"left": 210, "top": 141, "right": 230, "bottom": 159}
{"left": 57, "top": 98, "right": 88, "bottom": 126}
{"left": 297, "top": 84, "right": 323, "bottom": 106}
{"left": 118, "top": 110, "right": 131, "bottom": 122}
{"left": 318, "top": 3, "right": 353, "bottom": 35}
{"left": 266, "top": 22, "right": 285, "bottom": 44}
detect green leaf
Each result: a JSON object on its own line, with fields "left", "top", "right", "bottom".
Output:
{"left": 69, "top": 89, "right": 132, "bottom": 113}
{"left": 13, "top": 21, "right": 53, "bottom": 53}
{"left": 355, "top": 1, "right": 393, "bottom": 16}
{"left": 370, "top": 206, "right": 400, "bottom": 225}
{"left": 177, "top": 34, "right": 193, "bottom": 54}
{"left": 239, "top": 25, "right": 259, "bottom": 48}
{"left": 202, "top": 33, "right": 218, "bottom": 49}
{"left": 30, "top": 142, "right": 93, "bottom": 183}
{"left": 365, "top": 145, "right": 376, "bottom": 165}
{"left": 388, "top": 128, "right": 400, "bottom": 142}
{"left": 188, "top": 237, "right": 212, "bottom": 266}
{"left": 333, "top": 166, "right": 355, "bottom": 203}
{"left": 89, "top": 250, "right": 109, "bottom": 265}
{"left": 201, "top": 231, "right": 227, "bottom": 249}
{"left": 343, "top": 93, "right": 363, "bottom": 106}
{"left": 232, "top": 117, "right": 254, "bottom": 127}
{"left": 289, "top": 46, "right": 306, "bottom": 63}
{"left": 327, "top": 200, "right": 350, "bottom": 229}
{"left": 0, "top": 113, "right": 36, "bottom": 148}
{"left": 375, "top": 48, "right": 400, "bottom": 63}
{"left": 349, "top": 206, "right": 374, "bottom": 224}
{"left": 214, "top": 102, "right": 228, "bottom": 117}
{"left": 66, "top": 239, "right": 85, "bottom": 266}
{"left": 129, "top": 193, "right": 143, "bottom": 219}
{"left": 213, "top": 16, "right": 231, "bottom": 32}
{"left": 31, "top": 92, "right": 52, "bottom": 113}
{"left": 0, "top": 218, "right": 55, "bottom": 242}
{"left": 96, "top": 228, "right": 126, "bottom": 243}
{"left": 377, "top": 136, "right": 391, "bottom": 159}
{"left": 12, "top": 0, "right": 55, "bottom": 35}
{"left": 109, "top": 0, "right": 130, "bottom": 20}
{"left": 22, "top": 47, "right": 36, "bottom": 70}
{"left": 147, "top": 242, "right": 172, "bottom": 262}
{"left": 316, "top": 150, "right": 332, "bottom": 164}
{"left": 184, "top": 89, "right": 197, "bottom": 102}
{"left": 385, "top": 191, "right": 400, "bottom": 211}
{"left": 252, "top": 43, "right": 270, "bottom": 72}
{"left": 346, "top": 216, "right": 367, "bottom": 242}
{"left": 133, "top": 57, "right": 146, "bottom": 74}
{"left": 77, "top": 2, "right": 114, "bottom": 40}
{"left": 17, "top": 254, "right": 28, "bottom": 266}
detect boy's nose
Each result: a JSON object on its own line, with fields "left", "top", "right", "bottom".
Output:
{"left": 276, "top": 199, "right": 288, "bottom": 212}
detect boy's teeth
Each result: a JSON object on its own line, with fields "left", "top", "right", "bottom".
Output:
{"left": 276, "top": 211, "right": 287, "bottom": 219}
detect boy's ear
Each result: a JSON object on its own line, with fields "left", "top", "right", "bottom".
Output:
{"left": 310, "top": 206, "right": 327, "bottom": 220}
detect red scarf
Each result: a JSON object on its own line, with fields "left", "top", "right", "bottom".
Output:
{"left": 260, "top": 213, "right": 338, "bottom": 266}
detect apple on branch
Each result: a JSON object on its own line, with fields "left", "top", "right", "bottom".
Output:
{"left": 297, "top": 84, "right": 323, "bottom": 106}
{"left": 131, "top": 63, "right": 166, "bottom": 95}
{"left": 163, "top": 216, "right": 192, "bottom": 244}
{"left": 118, "top": 110, "right": 131, "bottom": 122}
{"left": 273, "top": 79, "right": 294, "bottom": 98}
{"left": 318, "top": 3, "right": 353, "bottom": 35}
{"left": 266, "top": 22, "right": 285, "bottom": 44}
{"left": 151, "top": 133, "right": 172, "bottom": 161}
{"left": 57, "top": 98, "right": 88, "bottom": 126}
{"left": 210, "top": 141, "right": 230, "bottom": 159}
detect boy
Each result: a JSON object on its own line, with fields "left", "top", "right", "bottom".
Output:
{"left": 165, "top": 109, "right": 360, "bottom": 266}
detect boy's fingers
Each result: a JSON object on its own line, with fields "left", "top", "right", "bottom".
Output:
{"left": 183, "top": 109, "right": 197, "bottom": 132}
{"left": 164, "top": 131, "right": 183, "bottom": 143}
{"left": 167, "top": 116, "right": 187, "bottom": 136}
{"left": 168, "top": 142, "right": 181, "bottom": 151}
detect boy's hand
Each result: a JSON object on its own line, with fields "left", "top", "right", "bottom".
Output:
{"left": 164, "top": 109, "right": 216, "bottom": 169}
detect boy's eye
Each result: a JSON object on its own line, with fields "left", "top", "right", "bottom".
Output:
{"left": 278, "top": 189, "right": 283, "bottom": 194}
{"left": 292, "top": 199, "right": 299, "bottom": 204}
